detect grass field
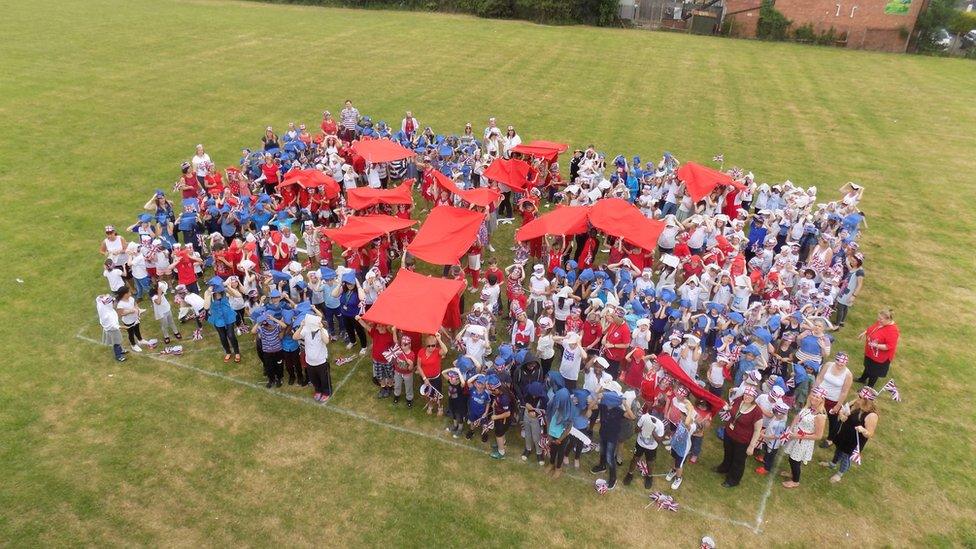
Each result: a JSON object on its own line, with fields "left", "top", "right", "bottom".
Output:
{"left": 2, "top": 0, "right": 975, "bottom": 546}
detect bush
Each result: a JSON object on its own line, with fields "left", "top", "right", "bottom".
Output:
{"left": 949, "top": 10, "right": 976, "bottom": 35}
{"left": 793, "top": 23, "right": 816, "bottom": 42}
{"left": 475, "top": 0, "right": 514, "bottom": 18}
{"left": 756, "top": 0, "right": 791, "bottom": 41}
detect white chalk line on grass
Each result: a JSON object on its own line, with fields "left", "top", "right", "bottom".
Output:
{"left": 76, "top": 331, "right": 762, "bottom": 533}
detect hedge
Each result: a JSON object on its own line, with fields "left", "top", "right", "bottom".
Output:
{"left": 248, "top": 0, "right": 620, "bottom": 26}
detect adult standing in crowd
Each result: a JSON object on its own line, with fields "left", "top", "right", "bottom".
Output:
{"left": 856, "top": 308, "right": 900, "bottom": 388}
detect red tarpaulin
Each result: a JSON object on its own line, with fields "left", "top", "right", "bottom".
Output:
{"left": 280, "top": 169, "right": 340, "bottom": 198}
{"left": 676, "top": 162, "right": 746, "bottom": 203}
{"left": 430, "top": 170, "right": 501, "bottom": 208}
{"left": 320, "top": 215, "right": 416, "bottom": 249}
{"left": 511, "top": 140, "right": 569, "bottom": 162}
{"left": 588, "top": 198, "right": 666, "bottom": 252}
{"left": 482, "top": 158, "right": 532, "bottom": 192}
{"left": 362, "top": 269, "right": 465, "bottom": 334}
{"left": 656, "top": 354, "right": 727, "bottom": 414}
{"left": 515, "top": 205, "right": 591, "bottom": 242}
{"left": 407, "top": 206, "right": 485, "bottom": 265}
{"left": 350, "top": 139, "right": 416, "bottom": 164}
{"left": 346, "top": 183, "right": 414, "bottom": 210}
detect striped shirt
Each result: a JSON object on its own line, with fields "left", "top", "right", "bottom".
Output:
{"left": 258, "top": 324, "right": 283, "bottom": 352}
{"left": 340, "top": 107, "right": 360, "bottom": 131}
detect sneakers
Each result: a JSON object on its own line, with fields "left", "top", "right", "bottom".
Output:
{"left": 665, "top": 469, "right": 676, "bottom": 482}
{"left": 346, "top": 343, "right": 354, "bottom": 350}
{"left": 313, "top": 393, "right": 323, "bottom": 402}
{"left": 689, "top": 455, "right": 698, "bottom": 464}
{"left": 590, "top": 464, "right": 607, "bottom": 474}
{"left": 116, "top": 355, "right": 127, "bottom": 362}
{"left": 406, "top": 399, "right": 413, "bottom": 408}
{"left": 393, "top": 396, "right": 400, "bottom": 405}
{"left": 606, "top": 479, "right": 617, "bottom": 490}
{"left": 174, "top": 332, "right": 182, "bottom": 340}
{"left": 670, "top": 476, "right": 683, "bottom": 490}
{"left": 358, "top": 348, "right": 367, "bottom": 356}
{"left": 521, "top": 450, "right": 531, "bottom": 461}
{"left": 644, "top": 475, "right": 653, "bottom": 489}
{"left": 755, "top": 466, "right": 769, "bottom": 475}
{"left": 131, "top": 345, "right": 143, "bottom": 353}
{"left": 819, "top": 461, "right": 836, "bottom": 468}
{"left": 274, "top": 378, "right": 283, "bottom": 388}
{"left": 830, "top": 473, "right": 843, "bottom": 483}
{"left": 489, "top": 451, "right": 506, "bottom": 460}
{"left": 266, "top": 379, "right": 274, "bottom": 388}
{"left": 623, "top": 473, "right": 634, "bottom": 486}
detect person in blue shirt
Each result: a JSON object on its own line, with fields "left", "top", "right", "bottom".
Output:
{"left": 279, "top": 309, "right": 305, "bottom": 386}
{"left": 464, "top": 375, "right": 491, "bottom": 440}
{"left": 333, "top": 272, "right": 367, "bottom": 351}
{"left": 203, "top": 279, "right": 241, "bottom": 363}
{"left": 745, "top": 217, "right": 768, "bottom": 263}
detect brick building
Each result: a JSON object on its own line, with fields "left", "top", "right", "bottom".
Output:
{"left": 723, "top": 0, "right": 930, "bottom": 52}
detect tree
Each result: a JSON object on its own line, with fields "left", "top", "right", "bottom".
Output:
{"left": 914, "top": 0, "right": 957, "bottom": 52}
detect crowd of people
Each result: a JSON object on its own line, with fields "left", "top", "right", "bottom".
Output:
{"left": 95, "top": 100, "right": 901, "bottom": 493}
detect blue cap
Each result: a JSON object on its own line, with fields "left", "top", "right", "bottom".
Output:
{"left": 498, "top": 344, "right": 514, "bottom": 362}
{"left": 341, "top": 271, "right": 357, "bottom": 284}
{"left": 155, "top": 189, "right": 165, "bottom": 197}
{"left": 138, "top": 213, "right": 152, "bottom": 223}
{"left": 494, "top": 356, "right": 507, "bottom": 367}
{"left": 595, "top": 270, "right": 608, "bottom": 280}
{"left": 679, "top": 298, "right": 691, "bottom": 308}
{"left": 207, "top": 276, "right": 224, "bottom": 287}
{"left": 754, "top": 327, "right": 773, "bottom": 344}
{"left": 621, "top": 283, "right": 634, "bottom": 294}
{"left": 181, "top": 198, "right": 198, "bottom": 210}
{"left": 268, "top": 289, "right": 282, "bottom": 299}
{"left": 802, "top": 359, "right": 821, "bottom": 374}
{"left": 728, "top": 312, "right": 745, "bottom": 323}
{"left": 280, "top": 309, "right": 294, "bottom": 324}
{"left": 553, "top": 267, "right": 566, "bottom": 278}
{"left": 705, "top": 301, "right": 725, "bottom": 314}
{"left": 456, "top": 356, "right": 476, "bottom": 377}
{"left": 669, "top": 309, "right": 681, "bottom": 319}
{"left": 270, "top": 270, "right": 291, "bottom": 283}
{"left": 207, "top": 207, "right": 219, "bottom": 216}
{"left": 642, "top": 287, "right": 656, "bottom": 298}
{"left": 320, "top": 267, "right": 337, "bottom": 281}
{"left": 295, "top": 280, "right": 307, "bottom": 290}
{"left": 659, "top": 288, "right": 676, "bottom": 302}
{"left": 743, "top": 343, "right": 761, "bottom": 356}
{"left": 485, "top": 374, "right": 501, "bottom": 388}
{"left": 579, "top": 268, "right": 595, "bottom": 282}
{"left": 566, "top": 260, "right": 578, "bottom": 270}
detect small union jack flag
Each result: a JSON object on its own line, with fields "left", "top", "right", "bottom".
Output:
{"left": 718, "top": 409, "right": 732, "bottom": 422}
{"left": 648, "top": 492, "right": 679, "bottom": 512}
{"left": 786, "top": 376, "right": 797, "bottom": 389}
{"left": 712, "top": 154, "right": 724, "bottom": 163}
{"left": 636, "top": 458, "right": 649, "bottom": 477}
{"left": 382, "top": 344, "right": 405, "bottom": 363}
{"left": 882, "top": 379, "right": 901, "bottom": 402}
{"left": 851, "top": 448, "right": 862, "bottom": 465}
{"left": 539, "top": 435, "right": 551, "bottom": 458}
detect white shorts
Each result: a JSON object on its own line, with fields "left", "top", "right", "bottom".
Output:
{"left": 467, "top": 254, "right": 481, "bottom": 270}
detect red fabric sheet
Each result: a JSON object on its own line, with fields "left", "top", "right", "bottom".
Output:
{"left": 362, "top": 269, "right": 465, "bottom": 334}
{"left": 482, "top": 158, "right": 532, "bottom": 192}
{"left": 430, "top": 170, "right": 500, "bottom": 207}
{"left": 675, "top": 162, "right": 745, "bottom": 203}
{"left": 279, "top": 169, "right": 340, "bottom": 198}
{"left": 589, "top": 198, "right": 666, "bottom": 252}
{"left": 407, "top": 206, "right": 485, "bottom": 265}
{"left": 320, "top": 215, "right": 416, "bottom": 249}
{"left": 350, "top": 139, "right": 416, "bottom": 163}
{"left": 511, "top": 140, "right": 568, "bottom": 162}
{"left": 346, "top": 183, "right": 414, "bottom": 210}
{"left": 514, "top": 205, "right": 591, "bottom": 242}
{"left": 656, "top": 353, "right": 727, "bottom": 414}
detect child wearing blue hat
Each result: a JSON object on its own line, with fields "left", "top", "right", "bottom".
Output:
{"left": 251, "top": 312, "right": 286, "bottom": 388}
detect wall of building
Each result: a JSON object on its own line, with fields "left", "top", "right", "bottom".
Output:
{"left": 723, "top": 0, "right": 925, "bottom": 52}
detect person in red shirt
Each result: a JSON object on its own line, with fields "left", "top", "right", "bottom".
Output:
{"left": 170, "top": 247, "right": 203, "bottom": 293}
{"left": 416, "top": 333, "right": 448, "bottom": 415}
{"left": 602, "top": 307, "right": 632, "bottom": 379}
{"left": 316, "top": 228, "right": 334, "bottom": 266}
{"left": 577, "top": 231, "right": 599, "bottom": 270}
{"left": 484, "top": 258, "right": 504, "bottom": 292}
{"left": 519, "top": 200, "right": 543, "bottom": 259}
{"left": 361, "top": 319, "right": 395, "bottom": 398}
{"left": 716, "top": 386, "right": 765, "bottom": 488}
{"left": 390, "top": 332, "right": 416, "bottom": 407}
{"left": 270, "top": 232, "right": 290, "bottom": 272}
{"left": 465, "top": 242, "right": 482, "bottom": 290}
{"left": 580, "top": 310, "right": 603, "bottom": 351}
{"left": 178, "top": 163, "right": 200, "bottom": 199}
{"left": 856, "top": 308, "right": 900, "bottom": 387}
{"left": 256, "top": 155, "right": 280, "bottom": 195}
{"left": 320, "top": 111, "right": 338, "bottom": 136}
{"left": 212, "top": 243, "right": 234, "bottom": 279}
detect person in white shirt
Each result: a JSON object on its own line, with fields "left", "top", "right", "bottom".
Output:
{"left": 115, "top": 286, "right": 149, "bottom": 352}
{"left": 96, "top": 294, "right": 126, "bottom": 362}
{"left": 502, "top": 126, "right": 521, "bottom": 158}
{"left": 191, "top": 144, "right": 212, "bottom": 182}
{"left": 535, "top": 317, "right": 556, "bottom": 370}
{"left": 527, "top": 264, "right": 550, "bottom": 319}
{"left": 554, "top": 332, "right": 583, "bottom": 389}
{"left": 103, "top": 260, "right": 125, "bottom": 292}
{"left": 151, "top": 281, "right": 180, "bottom": 343}
{"left": 127, "top": 243, "right": 151, "bottom": 300}
{"left": 583, "top": 356, "right": 612, "bottom": 395}
{"left": 623, "top": 411, "right": 666, "bottom": 489}
{"left": 299, "top": 314, "right": 332, "bottom": 402}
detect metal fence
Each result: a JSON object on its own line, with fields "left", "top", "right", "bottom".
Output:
{"left": 620, "top": 0, "right": 695, "bottom": 29}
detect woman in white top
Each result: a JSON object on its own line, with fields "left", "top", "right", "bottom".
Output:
{"left": 151, "top": 280, "right": 180, "bottom": 343}
{"left": 501, "top": 126, "right": 521, "bottom": 158}
{"left": 814, "top": 352, "right": 853, "bottom": 446}
{"left": 299, "top": 314, "right": 332, "bottom": 402}
{"left": 782, "top": 387, "right": 827, "bottom": 489}
{"left": 191, "top": 144, "right": 212, "bottom": 183}
{"left": 101, "top": 225, "right": 128, "bottom": 271}
{"left": 535, "top": 317, "right": 556, "bottom": 370}
{"left": 554, "top": 332, "right": 583, "bottom": 389}
{"left": 115, "top": 286, "right": 149, "bottom": 351}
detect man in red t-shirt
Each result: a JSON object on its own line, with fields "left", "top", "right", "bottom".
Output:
{"left": 170, "top": 248, "right": 203, "bottom": 293}
{"left": 580, "top": 310, "right": 604, "bottom": 351}
{"left": 602, "top": 307, "right": 632, "bottom": 379}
